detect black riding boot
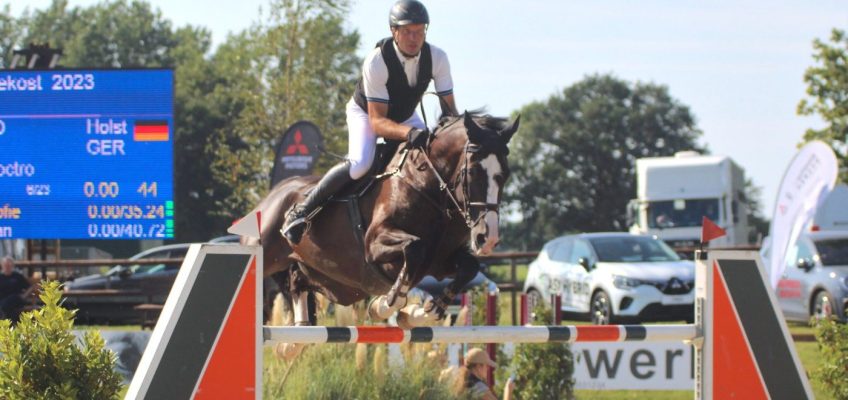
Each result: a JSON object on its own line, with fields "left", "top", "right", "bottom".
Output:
{"left": 282, "top": 161, "right": 354, "bottom": 244}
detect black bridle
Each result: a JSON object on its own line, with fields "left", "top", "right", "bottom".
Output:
{"left": 396, "top": 98, "right": 502, "bottom": 228}
{"left": 418, "top": 140, "right": 500, "bottom": 229}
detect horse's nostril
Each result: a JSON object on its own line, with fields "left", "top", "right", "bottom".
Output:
{"left": 476, "top": 234, "right": 486, "bottom": 247}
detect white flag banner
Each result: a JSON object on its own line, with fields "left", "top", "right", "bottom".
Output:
{"left": 768, "top": 141, "right": 838, "bottom": 288}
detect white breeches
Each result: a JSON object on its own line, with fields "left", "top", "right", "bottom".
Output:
{"left": 346, "top": 99, "right": 425, "bottom": 179}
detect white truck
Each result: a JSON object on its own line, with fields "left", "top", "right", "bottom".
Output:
{"left": 628, "top": 151, "right": 750, "bottom": 248}
{"left": 811, "top": 184, "right": 848, "bottom": 231}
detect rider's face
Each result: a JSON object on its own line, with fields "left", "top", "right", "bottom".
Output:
{"left": 392, "top": 24, "right": 426, "bottom": 57}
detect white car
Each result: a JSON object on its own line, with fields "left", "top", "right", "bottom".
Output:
{"left": 523, "top": 232, "right": 695, "bottom": 324}
{"left": 761, "top": 231, "right": 848, "bottom": 323}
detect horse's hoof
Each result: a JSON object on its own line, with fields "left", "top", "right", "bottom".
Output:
{"left": 367, "top": 296, "right": 387, "bottom": 321}
{"left": 274, "top": 342, "right": 304, "bottom": 361}
{"left": 397, "top": 303, "right": 440, "bottom": 328}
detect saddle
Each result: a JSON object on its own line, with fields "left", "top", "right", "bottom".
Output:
{"left": 326, "top": 140, "right": 406, "bottom": 293}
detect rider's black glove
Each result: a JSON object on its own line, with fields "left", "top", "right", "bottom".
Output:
{"left": 407, "top": 127, "right": 430, "bottom": 148}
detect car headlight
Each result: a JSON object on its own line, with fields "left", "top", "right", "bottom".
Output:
{"left": 613, "top": 275, "right": 647, "bottom": 290}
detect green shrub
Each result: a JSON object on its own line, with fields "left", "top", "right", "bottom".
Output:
{"left": 502, "top": 301, "right": 575, "bottom": 400}
{"left": 814, "top": 317, "right": 848, "bottom": 400}
{"left": 469, "top": 281, "right": 499, "bottom": 326}
{"left": 0, "top": 281, "right": 122, "bottom": 399}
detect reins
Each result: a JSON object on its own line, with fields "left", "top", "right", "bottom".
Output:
{"left": 375, "top": 96, "right": 498, "bottom": 229}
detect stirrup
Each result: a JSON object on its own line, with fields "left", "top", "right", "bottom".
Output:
{"left": 281, "top": 207, "right": 308, "bottom": 244}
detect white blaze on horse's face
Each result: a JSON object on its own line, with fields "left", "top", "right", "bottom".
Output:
{"left": 472, "top": 154, "right": 502, "bottom": 255}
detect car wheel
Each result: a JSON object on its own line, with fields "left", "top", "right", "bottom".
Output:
{"left": 813, "top": 290, "right": 836, "bottom": 320}
{"left": 591, "top": 291, "right": 614, "bottom": 325}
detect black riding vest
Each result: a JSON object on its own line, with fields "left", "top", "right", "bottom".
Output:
{"left": 353, "top": 37, "right": 433, "bottom": 122}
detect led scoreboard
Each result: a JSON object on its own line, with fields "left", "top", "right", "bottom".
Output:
{"left": 0, "top": 69, "right": 174, "bottom": 239}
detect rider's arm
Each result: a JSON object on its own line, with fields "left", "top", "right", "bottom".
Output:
{"left": 367, "top": 102, "right": 418, "bottom": 141}
{"left": 432, "top": 44, "right": 458, "bottom": 116}
{"left": 440, "top": 93, "right": 458, "bottom": 116}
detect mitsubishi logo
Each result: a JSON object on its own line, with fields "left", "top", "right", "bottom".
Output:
{"left": 669, "top": 278, "right": 683, "bottom": 290}
{"left": 285, "top": 130, "right": 309, "bottom": 155}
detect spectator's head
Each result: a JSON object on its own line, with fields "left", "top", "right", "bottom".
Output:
{"left": 1, "top": 256, "right": 14, "bottom": 276}
{"left": 464, "top": 347, "right": 496, "bottom": 378}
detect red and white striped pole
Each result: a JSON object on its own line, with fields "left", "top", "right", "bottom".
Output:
{"left": 262, "top": 324, "right": 696, "bottom": 344}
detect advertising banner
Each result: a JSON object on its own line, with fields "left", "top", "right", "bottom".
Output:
{"left": 572, "top": 341, "right": 693, "bottom": 390}
{"left": 768, "top": 141, "right": 838, "bottom": 288}
{"left": 270, "top": 121, "right": 323, "bottom": 188}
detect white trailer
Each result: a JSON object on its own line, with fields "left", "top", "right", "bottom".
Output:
{"left": 628, "top": 151, "right": 750, "bottom": 247}
{"left": 811, "top": 183, "right": 848, "bottom": 231}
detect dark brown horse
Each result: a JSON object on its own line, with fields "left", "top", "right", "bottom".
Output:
{"left": 243, "top": 111, "right": 518, "bottom": 329}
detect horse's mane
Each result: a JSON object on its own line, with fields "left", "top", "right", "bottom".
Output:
{"left": 436, "top": 109, "right": 510, "bottom": 133}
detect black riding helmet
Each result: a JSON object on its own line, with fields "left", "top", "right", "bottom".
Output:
{"left": 389, "top": 0, "right": 429, "bottom": 27}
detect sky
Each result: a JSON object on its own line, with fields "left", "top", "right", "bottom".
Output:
{"left": 8, "top": 0, "right": 848, "bottom": 217}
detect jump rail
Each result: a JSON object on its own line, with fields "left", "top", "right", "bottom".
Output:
{"left": 126, "top": 212, "right": 813, "bottom": 400}
{"left": 262, "top": 324, "right": 697, "bottom": 344}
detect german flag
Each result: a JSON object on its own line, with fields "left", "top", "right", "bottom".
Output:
{"left": 134, "top": 120, "right": 170, "bottom": 142}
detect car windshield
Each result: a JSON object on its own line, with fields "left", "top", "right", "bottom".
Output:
{"left": 588, "top": 236, "right": 681, "bottom": 262}
{"left": 814, "top": 239, "right": 848, "bottom": 266}
{"left": 648, "top": 198, "right": 719, "bottom": 228}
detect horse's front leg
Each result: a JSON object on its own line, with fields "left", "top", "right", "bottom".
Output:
{"left": 275, "top": 263, "right": 315, "bottom": 361}
{"left": 366, "top": 229, "right": 425, "bottom": 321}
{"left": 396, "top": 249, "right": 479, "bottom": 328}
{"left": 426, "top": 248, "right": 481, "bottom": 320}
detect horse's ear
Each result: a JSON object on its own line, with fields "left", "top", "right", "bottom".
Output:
{"left": 499, "top": 114, "right": 520, "bottom": 143}
{"left": 464, "top": 112, "right": 486, "bottom": 144}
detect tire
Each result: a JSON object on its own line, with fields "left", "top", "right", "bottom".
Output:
{"left": 812, "top": 290, "right": 836, "bottom": 321}
{"left": 590, "top": 291, "right": 614, "bottom": 325}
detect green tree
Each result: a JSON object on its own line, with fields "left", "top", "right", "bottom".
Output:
{"left": 0, "top": 5, "right": 29, "bottom": 68}
{"left": 7, "top": 0, "right": 179, "bottom": 69}
{"left": 744, "top": 178, "right": 770, "bottom": 243}
{"left": 170, "top": 25, "right": 226, "bottom": 241}
{"left": 503, "top": 74, "right": 705, "bottom": 250}
{"left": 798, "top": 28, "right": 848, "bottom": 183}
{"left": 204, "top": 0, "right": 360, "bottom": 219}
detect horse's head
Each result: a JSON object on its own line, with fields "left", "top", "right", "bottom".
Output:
{"left": 458, "top": 112, "right": 519, "bottom": 255}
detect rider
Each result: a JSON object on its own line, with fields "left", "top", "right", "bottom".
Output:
{"left": 282, "top": 0, "right": 458, "bottom": 244}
